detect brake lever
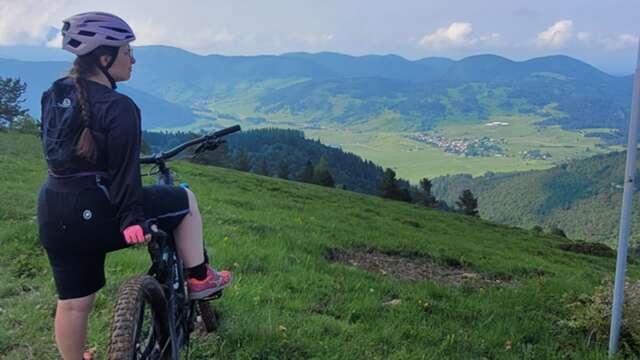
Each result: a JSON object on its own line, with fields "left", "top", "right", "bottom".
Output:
{"left": 194, "top": 138, "right": 226, "bottom": 154}
{"left": 141, "top": 219, "right": 165, "bottom": 239}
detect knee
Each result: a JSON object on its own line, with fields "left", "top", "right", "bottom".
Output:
{"left": 185, "top": 188, "right": 199, "bottom": 211}
{"left": 57, "top": 294, "right": 95, "bottom": 314}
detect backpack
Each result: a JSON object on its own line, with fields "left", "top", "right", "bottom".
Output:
{"left": 40, "top": 78, "right": 85, "bottom": 172}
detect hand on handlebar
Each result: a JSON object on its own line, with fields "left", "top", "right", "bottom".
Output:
{"left": 123, "top": 222, "right": 159, "bottom": 244}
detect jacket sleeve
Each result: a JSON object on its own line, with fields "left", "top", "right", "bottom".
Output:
{"left": 106, "top": 96, "right": 146, "bottom": 231}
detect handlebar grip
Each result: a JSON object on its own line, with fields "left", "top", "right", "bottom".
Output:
{"left": 213, "top": 125, "right": 241, "bottom": 138}
{"left": 141, "top": 219, "right": 167, "bottom": 239}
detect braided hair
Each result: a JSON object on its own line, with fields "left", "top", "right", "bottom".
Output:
{"left": 67, "top": 45, "right": 116, "bottom": 162}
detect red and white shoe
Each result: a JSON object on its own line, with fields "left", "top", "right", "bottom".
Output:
{"left": 187, "top": 265, "right": 233, "bottom": 300}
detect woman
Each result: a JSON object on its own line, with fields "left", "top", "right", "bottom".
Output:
{"left": 38, "top": 12, "right": 232, "bottom": 360}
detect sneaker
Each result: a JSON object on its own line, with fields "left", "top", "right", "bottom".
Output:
{"left": 187, "top": 265, "right": 233, "bottom": 300}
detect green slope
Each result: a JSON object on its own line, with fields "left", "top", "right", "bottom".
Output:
{"left": 432, "top": 151, "right": 640, "bottom": 245}
{"left": 0, "top": 130, "right": 637, "bottom": 359}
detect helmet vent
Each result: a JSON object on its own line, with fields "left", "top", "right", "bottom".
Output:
{"left": 100, "top": 26, "right": 130, "bottom": 34}
{"left": 78, "top": 30, "right": 96, "bottom": 37}
{"left": 105, "top": 36, "right": 119, "bottom": 41}
{"left": 68, "top": 39, "right": 82, "bottom": 48}
{"left": 62, "top": 22, "right": 70, "bottom": 31}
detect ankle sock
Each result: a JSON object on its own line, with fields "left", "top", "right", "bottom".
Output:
{"left": 188, "top": 262, "right": 208, "bottom": 280}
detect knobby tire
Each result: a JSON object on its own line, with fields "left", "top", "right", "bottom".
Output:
{"left": 107, "top": 275, "right": 170, "bottom": 360}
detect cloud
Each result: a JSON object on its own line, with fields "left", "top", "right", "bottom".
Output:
{"left": 418, "top": 22, "right": 502, "bottom": 50}
{"left": 0, "top": 1, "right": 68, "bottom": 46}
{"left": 128, "top": 17, "right": 236, "bottom": 53}
{"left": 45, "top": 31, "right": 63, "bottom": 48}
{"left": 536, "top": 20, "right": 574, "bottom": 48}
{"left": 576, "top": 32, "right": 591, "bottom": 43}
{"left": 600, "top": 34, "right": 638, "bottom": 50}
{"left": 419, "top": 22, "right": 473, "bottom": 49}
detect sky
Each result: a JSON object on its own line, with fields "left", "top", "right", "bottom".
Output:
{"left": 1, "top": 0, "right": 639, "bottom": 74}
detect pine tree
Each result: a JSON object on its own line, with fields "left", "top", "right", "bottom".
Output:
{"left": 456, "top": 189, "right": 479, "bottom": 216}
{"left": 380, "top": 168, "right": 399, "bottom": 199}
{"left": 257, "top": 157, "right": 270, "bottom": 176}
{"left": 233, "top": 149, "right": 251, "bottom": 172}
{"left": 419, "top": 177, "right": 437, "bottom": 207}
{"left": 313, "top": 156, "right": 334, "bottom": 187}
{"left": 0, "top": 77, "right": 28, "bottom": 127}
{"left": 297, "top": 160, "right": 315, "bottom": 183}
{"left": 277, "top": 159, "right": 289, "bottom": 179}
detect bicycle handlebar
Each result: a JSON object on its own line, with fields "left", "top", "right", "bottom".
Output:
{"left": 140, "top": 125, "right": 241, "bottom": 164}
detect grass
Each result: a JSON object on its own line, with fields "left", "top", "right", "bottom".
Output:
{"left": 303, "top": 115, "right": 618, "bottom": 183}
{"left": 1, "top": 130, "right": 635, "bottom": 359}
{"left": 149, "top": 80, "right": 621, "bottom": 184}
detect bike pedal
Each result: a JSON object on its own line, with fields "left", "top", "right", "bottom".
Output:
{"left": 201, "top": 290, "right": 223, "bottom": 301}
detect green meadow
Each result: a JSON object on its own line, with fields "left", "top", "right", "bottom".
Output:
{"left": 304, "top": 115, "right": 617, "bottom": 183}
{"left": 1, "top": 130, "right": 635, "bottom": 359}
{"left": 157, "top": 106, "right": 618, "bottom": 183}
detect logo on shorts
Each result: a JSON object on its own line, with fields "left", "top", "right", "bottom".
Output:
{"left": 82, "top": 209, "right": 93, "bottom": 220}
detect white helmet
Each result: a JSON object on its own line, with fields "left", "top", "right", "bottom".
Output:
{"left": 62, "top": 12, "right": 135, "bottom": 56}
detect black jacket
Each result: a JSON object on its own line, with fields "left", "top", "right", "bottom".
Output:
{"left": 40, "top": 77, "right": 145, "bottom": 231}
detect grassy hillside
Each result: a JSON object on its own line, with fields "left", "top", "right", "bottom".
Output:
{"left": 0, "top": 130, "right": 637, "bottom": 359}
{"left": 432, "top": 151, "right": 640, "bottom": 245}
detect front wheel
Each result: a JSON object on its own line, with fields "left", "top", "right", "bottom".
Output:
{"left": 107, "top": 275, "right": 170, "bottom": 360}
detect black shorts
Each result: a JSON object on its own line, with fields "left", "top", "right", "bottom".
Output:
{"left": 37, "top": 182, "right": 190, "bottom": 300}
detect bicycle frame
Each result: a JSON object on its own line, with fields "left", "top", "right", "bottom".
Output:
{"left": 145, "top": 160, "right": 194, "bottom": 359}
{"left": 139, "top": 124, "right": 240, "bottom": 359}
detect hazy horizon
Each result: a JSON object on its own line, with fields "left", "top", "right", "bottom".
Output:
{"left": 1, "top": 1, "right": 638, "bottom": 75}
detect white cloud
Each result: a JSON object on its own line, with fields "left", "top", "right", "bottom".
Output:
{"left": 534, "top": 21, "right": 636, "bottom": 52}
{"left": 128, "top": 17, "right": 236, "bottom": 53}
{"left": 576, "top": 32, "right": 591, "bottom": 43}
{"left": 45, "top": 31, "right": 63, "bottom": 48}
{"left": 600, "top": 34, "right": 638, "bottom": 50}
{"left": 0, "top": 0, "right": 69, "bottom": 46}
{"left": 418, "top": 22, "right": 502, "bottom": 50}
{"left": 536, "top": 20, "right": 573, "bottom": 48}
{"left": 419, "top": 22, "right": 473, "bottom": 49}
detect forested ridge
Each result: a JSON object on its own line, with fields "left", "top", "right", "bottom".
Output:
{"left": 432, "top": 151, "right": 640, "bottom": 244}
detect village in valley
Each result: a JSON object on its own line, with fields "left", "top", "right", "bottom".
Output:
{"left": 409, "top": 133, "right": 507, "bottom": 157}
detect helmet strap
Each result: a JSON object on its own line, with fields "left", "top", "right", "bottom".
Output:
{"left": 96, "top": 47, "right": 119, "bottom": 90}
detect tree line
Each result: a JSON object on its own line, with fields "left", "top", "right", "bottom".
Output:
{"left": 148, "top": 127, "right": 479, "bottom": 216}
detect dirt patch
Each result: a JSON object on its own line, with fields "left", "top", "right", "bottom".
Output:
{"left": 325, "top": 248, "right": 510, "bottom": 287}
{"left": 559, "top": 241, "right": 616, "bottom": 258}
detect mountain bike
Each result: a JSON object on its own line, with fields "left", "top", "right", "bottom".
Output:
{"left": 106, "top": 125, "right": 241, "bottom": 360}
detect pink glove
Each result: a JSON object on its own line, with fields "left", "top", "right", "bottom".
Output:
{"left": 123, "top": 225, "right": 146, "bottom": 244}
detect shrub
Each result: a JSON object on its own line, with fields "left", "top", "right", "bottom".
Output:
{"left": 564, "top": 280, "right": 640, "bottom": 356}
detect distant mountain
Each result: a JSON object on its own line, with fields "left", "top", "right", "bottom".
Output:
{"left": 0, "top": 45, "right": 633, "bottom": 135}
{"left": 0, "top": 57, "right": 196, "bottom": 129}
{"left": 431, "top": 151, "right": 640, "bottom": 245}
{"left": 0, "top": 45, "right": 72, "bottom": 62}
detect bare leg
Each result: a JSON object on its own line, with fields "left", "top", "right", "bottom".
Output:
{"left": 174, "top": 188, "right": 205, "bottom": 268}
{"left": 55, "top": 293, "right": 95, "bottom": 360}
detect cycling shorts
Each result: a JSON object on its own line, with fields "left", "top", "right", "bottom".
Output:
{"left": 37, "top": 179, "right": 190, "bottom": 299}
